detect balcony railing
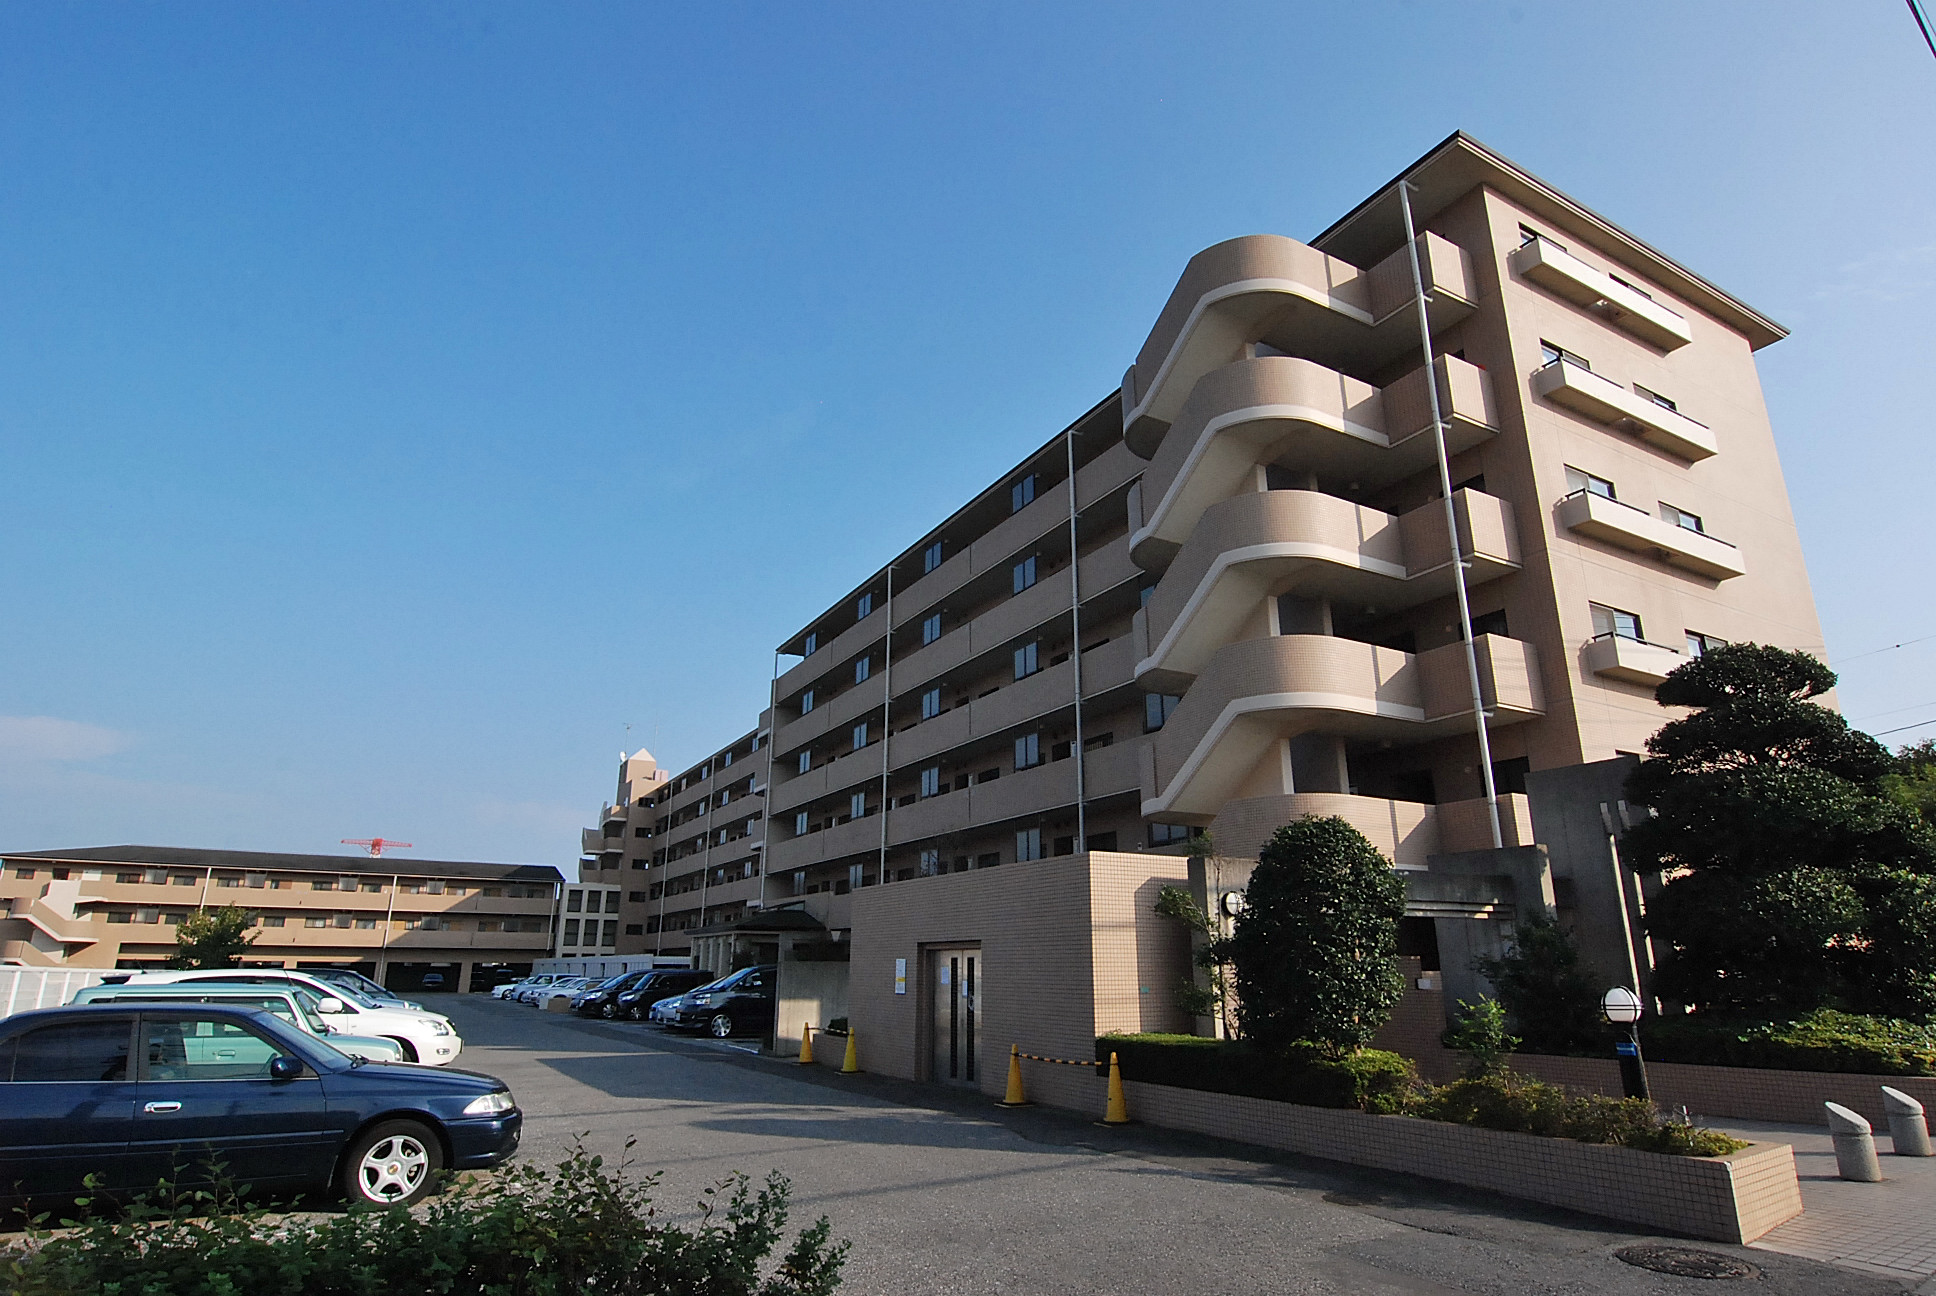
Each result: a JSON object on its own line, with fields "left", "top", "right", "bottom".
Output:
{"left": 1510, "top": 236, "right": 1693, "bottom": 351}
{"left": 1556, "top": 489, "right": 1745, "bottom": 580}
{"left": 1583, "top": 631, "right": 1684, "bottom": 686}
{"left": 1532, "top": 359, "right": 1717, "bottom": 461}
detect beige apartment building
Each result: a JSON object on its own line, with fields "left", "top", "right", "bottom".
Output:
{"left": 604, "top": 133, "right": 1825, "bottom": 1091}
{"left": 0, "top": 845, "right": 562, "bottom": 993}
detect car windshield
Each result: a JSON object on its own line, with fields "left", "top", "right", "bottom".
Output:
{"left": 593, "top": 973, "right": 634, "bottom": 990}
{"left": 318, "top": 970, "right": 391, "bottom": 999}
{"left": 286, "top": 987, "right": 332, "bottom": 1033}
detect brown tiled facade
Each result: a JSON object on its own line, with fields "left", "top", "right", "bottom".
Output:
{"left": 0, "top": 845, "right": 562, "bottom": 992}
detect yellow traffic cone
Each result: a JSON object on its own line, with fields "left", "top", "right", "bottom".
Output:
{"left": 798, "top": 1023, "right": 814, "bottom": 1065}
{"left": 840, "top": 1027, "right": 860, "bottom": 1074}
{"left": 998, "top": 1044, "right": 1030, "bottom": 1107}
{"left": 1101, "top": 1051, "right": 1130, "bottom": 1125}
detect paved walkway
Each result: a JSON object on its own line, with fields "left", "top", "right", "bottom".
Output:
{"left": 1718, "top": 1118, "right": 1936, "bottom": 1288}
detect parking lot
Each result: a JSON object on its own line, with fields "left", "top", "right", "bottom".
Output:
{"left": 447, "top": 996, "right": 1903, "bottom": 1296}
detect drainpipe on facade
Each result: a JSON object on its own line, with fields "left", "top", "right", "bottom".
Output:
{"left": 1065, "top": 423, "right": 1087, "bottom": 851}
{"left": 376, "top": 872, "right": 399, "bottom": 983}
{"left": 878, "top": 563, "right": 894, "bottom": 885}
{"left": 1398, "top": 177, "right": 1502, "bottom": 850}
{"left": 758, "top": 651, "right": 779, "bottom": 910}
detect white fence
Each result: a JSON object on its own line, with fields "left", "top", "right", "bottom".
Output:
{"left": 532, "top": 955, "right": 690, "bottom": 980}
{"left": 0, "top": 967, "right": 107, "bottom": 1018}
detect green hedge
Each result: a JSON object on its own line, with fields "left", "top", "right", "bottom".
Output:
{"left": 1638, "top": 1009, "right": 1936, "bottom": 1076}
{"left": 1095, "top": 1034, "right": 1413, "bottom": 1113}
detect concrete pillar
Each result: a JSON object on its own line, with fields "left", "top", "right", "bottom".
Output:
{"left": 1882, "top": 1086, "right": 1934, "bottom": 1157}
{"left": 1825, "top": 1102, "right": 1883, "bottom": 1182}
{"left": 457, "top": 959, "right": 474, "bottom": 994}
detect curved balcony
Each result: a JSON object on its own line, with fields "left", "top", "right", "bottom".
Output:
{"left": 1135, "top": 488, "right": 1520, "bottom": 682}
{"left": 1143, "top": 634, "right": 1543, "bottom": 818}
{"left": 1122, "top": 233, "right": 1475, "bottom": 455}
{"left": 1205, "top": 790, "right": 1534, "bottom": 869}
{"left": 1130, "top": 355, "right": 1498, "bottom": 569}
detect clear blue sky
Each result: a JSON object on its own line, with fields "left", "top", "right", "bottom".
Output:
{"left": 3, "top": 2, "right": 1932, "bottom": 866}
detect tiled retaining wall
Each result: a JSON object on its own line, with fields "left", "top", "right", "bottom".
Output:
{"left": 1124, "top": 1079, "right": 1802, "bottom": 1244}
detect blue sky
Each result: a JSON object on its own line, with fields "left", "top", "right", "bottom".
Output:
{"left": 2, "top": 2, "right": 1932, "bottom": 865}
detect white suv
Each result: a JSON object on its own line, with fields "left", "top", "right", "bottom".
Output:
{"left": 105, "top": 969, "right": 464, "bottom": 1065}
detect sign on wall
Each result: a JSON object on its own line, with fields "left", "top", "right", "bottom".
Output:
{"left": 894, "top": 958, "right": 907, "bottom": 995}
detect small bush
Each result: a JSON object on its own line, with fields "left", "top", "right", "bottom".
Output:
{"left": 1409, "top": 1071, "right": 1747, "bottom": 1157}
{"left": 1642, "top": 1008, "right": 1936, "bottom": 1075}
{"left": 1441, "top": 999, "right": 1518, "bottom": 1078}
{"left": 0, "top": 1141, "right": 848, "bottom": 1296}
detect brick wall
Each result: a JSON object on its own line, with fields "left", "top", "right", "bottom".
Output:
{"left": 1506, "top": 1053, "right": 1936, "bottom": 1129}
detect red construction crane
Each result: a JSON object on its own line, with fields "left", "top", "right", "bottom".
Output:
{"left": 342, "top": 837, "right": 414, "bottom": 858}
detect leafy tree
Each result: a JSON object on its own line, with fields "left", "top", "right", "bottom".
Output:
{"left": 1220, "top": 816, "right": 1407, "bottom": 1057}
{"left": 1154, "top": 885, "right": 1235, "bottom": 1036}
{"left": 1441, "top": 998, "right": 1518, "bottom": 1078}
{"left": 1474, "top": 914, "right": 1610, "bottom": 1054}
{"left": 1621, "top": 643, "right": 1936, "bottom": 1019}
{"left": 169, "top": 905, "right": 258, "bottom": 970}
{"left": 1884, "top": 739, "right": 1936, "bottom": 828}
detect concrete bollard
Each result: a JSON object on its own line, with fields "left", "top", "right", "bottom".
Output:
{"left": 1825, "top": 1102, "right": 1882, "bottom": 1181}
{"left": 1881, "top": 1087, "right": 1934, "bottom": 1157}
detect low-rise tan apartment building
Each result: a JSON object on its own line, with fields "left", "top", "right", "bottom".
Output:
{"left": 0, "top": 845, "right": 563, "bottom": 993}
{"left": 584, "top": 131, "right": 1826, "bottom": 1095}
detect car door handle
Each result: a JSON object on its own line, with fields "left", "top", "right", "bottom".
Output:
{"left": 143, "top": 1101, "right": 182, "bottom": 1114}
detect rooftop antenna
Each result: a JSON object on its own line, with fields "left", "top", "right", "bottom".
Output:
{"left": 342, "top": 837, "right": 414, "bottom": 858}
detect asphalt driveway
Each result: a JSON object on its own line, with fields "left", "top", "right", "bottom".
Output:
{"left": 446, "top": 996, "right": 1908, "bottom": 1296}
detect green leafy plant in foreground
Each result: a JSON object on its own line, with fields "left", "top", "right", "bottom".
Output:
{"left": 0, "top": 1141, "right": 847, "bottom": 1296}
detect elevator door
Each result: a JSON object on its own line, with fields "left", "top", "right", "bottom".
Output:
{"left": 928, "top": 947, "right": 980, "bottom": 1086}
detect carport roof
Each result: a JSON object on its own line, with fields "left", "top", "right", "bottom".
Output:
{"left": 1, "top": 844, "right": 564, "bottom": 885}
{"left": 687, "top": 908, "right": 827, "bottom": 937}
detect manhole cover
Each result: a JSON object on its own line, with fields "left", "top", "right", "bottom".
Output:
{"left": 1615, "top": 1245, "right": 1760, "bottom": 1279}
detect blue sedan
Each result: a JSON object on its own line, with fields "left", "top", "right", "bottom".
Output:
{"left": 0, "top": 1003, "right": 520, "bottom": 1208}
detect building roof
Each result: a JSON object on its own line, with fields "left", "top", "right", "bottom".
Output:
{"left": 1314, "top": 130, "right": 1786, "bottom": 350}
{"left": 0, "top": 844, "right": 564, "bottom": 885}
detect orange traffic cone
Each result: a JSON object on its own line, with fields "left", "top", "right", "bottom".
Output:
{"left": 840, "top": 1028, "right": 860, "bottom": 1074}
{"left": 798, "top": 1023, "right": 814, "bottom": 1065}
{"left": 1101, "top": 1051, "right": 1130, "bottom": 1125}
{"left": 998, "top": 1044, "right": 1031, "bottom": 1107}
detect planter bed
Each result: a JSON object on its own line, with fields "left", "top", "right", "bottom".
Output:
{"left": 1121, "top": 1079, "right": 1802, "bottom": 1243}
{"left": 1503, "top": 1054, "right": 1936, "bottom": 1128}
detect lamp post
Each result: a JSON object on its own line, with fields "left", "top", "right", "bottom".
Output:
{"left": 1602, "top": 986, "right": 1649, "bottom": 1101}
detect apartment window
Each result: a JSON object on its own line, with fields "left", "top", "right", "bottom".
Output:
{"left": 1012, "top": 555, "right": 1037, "bottom": 594}
{"left": 1013, "top": 641, "right": 1040, "bottom": 680}
{"left": 1470, "top": 609, "right": 1509, "bottom": 638}
{"left": 351, "top": 917, "right": 376, "bottom": 930}
{"left": 916, "top": 766, "right": 941, "bottom": 799}
{"left": 1564, "top": 466, "right": 1616, "bottom": 500}
{"left": 1148, "top": 822, "right": 1193, "bottom": 848}
{"left": 1144, "top": 693, "right": 1181, "bottom": 732}
{"left": 1635, "top": 384, "right": 1678, "bottom": 412}
{"left": 426, "top": 880, "right": 445, "bottom": 895}
{"left": 1590, "top": 602, "right": 1644, "bottom": 642}
{"left": 850, "top": 791, "right": 867, "bottom": 820}
{"left": 602, "top": 921, "right": 618, "bottom": 946}
{"left": 566, "top": 891, "right": 583, "bottom": 913}
{"left": 848, "top": 863, "right": 867, "bottom": 891}
{"left": 1607, "top": 272, "right": 1655, "bottom": 301}
{"left": 800, "top": 690, "right": 815, "bottom": 715}
{"left": 625, "top": 923, "right": 644, "bottom": 937}
{"left": 920, "top": 687, "right": 942, "bottom": 720}
{"left": 797, "top": 750, "right": 812, "bottom": 775}
{"left": 171, "top": 874, "right": 195, "bottom": 886}
{"left": 1010, "top": 474, "right": 1036, "bottom": 513}
{"left": 795, "top": 811, "right": 809, "bottom": 836}
{"left": 311, "top": 879, "right": 334, "bottom": 890}
{"left": 852, "top": 721, "right": 869, "bottom": 751}
{"left": 1517, "top": 224, "right": 1556, "bottom": 248}
{"left": 563, "top": 919, "right": 580, "bottom": 946}
{"left": 923, "top": 540, "right": 944, "bottom": 573}
{"left": 1539, "top": 339, "right": 1589, "bottom": 369}
{"left": 332, "top": 914, "right": 353, "bottom": 928}
{"left": 144, "top": 869, "right": 167, "bottom": 885}
{"left": 855, "top": 655, "right": 871, "bottom": 683}
{"left": 261, "top": 915, "right": 285, "bottom": 927}
{"left": 919, "top": 849, "right": 941, "bottom": 877}
{"left": 922, "top": 613, "right": 942, "bottom": 645}
{"left": 1686, "top": 631, "right": 1726, "bottom": 657}
{"left": 361, "top": 881, "right": 383, "bottom": 892}
{"left": 1016, "top": 828, "right": 1043, "bottom": 862}
{"left": 112, "top": 871, "right": 138, "bottom": 883}
{"left": 305, "top": 916, "right": 328, "bottom": 928}
{"left": 857, "top": 592, "right": 874, "bottom": 619}
{"left": 1661, "top": 503, "right": 1705, "bottom": 534}
{"left": 803, "top": 631, "right": 818, "bottom": 656}
{"left": 1014, "top": 733, "right": 1041, "bottom": 771}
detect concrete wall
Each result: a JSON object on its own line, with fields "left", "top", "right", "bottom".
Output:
{"left": 846, "top": 851, "right": 1192, "bottom": 1110}
{"left": 775, "top": 958, "right": 851, "bottom": 1057}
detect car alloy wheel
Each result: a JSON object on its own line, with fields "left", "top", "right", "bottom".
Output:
{"left": 343, "top": 1119, "right": 443, "bottom": 1207}
{"left": 601, "top": 1002, "right": 617, "bottom": 1018}
{"left": 709, "top": 1013, "right": 736, "bottom": 1039}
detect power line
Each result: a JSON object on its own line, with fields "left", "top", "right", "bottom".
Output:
{"left": 1912, "top": 0, "right": 1936, "bottom": 61}
{"left": 1853, "top": 699, "right": 1936, "bottom": 722}
{"left": 1833, "top": 631, "right": 1936, "bottom": 666}
{"left": 1874, "top": 716, "right": 1936, "bottom": 738}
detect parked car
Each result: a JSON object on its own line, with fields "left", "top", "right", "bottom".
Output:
{"left": 570, "top": 970, "right": 651, "bottom": 1017}
{"left": 0, "top": 1003, "right": 520, "bottom": 1207}
{"left": 614, "top": 969, "right": 714, "bottom": 1021}
{"left": 491, "top": 974, "right": 560, "bottom": 1000}
{"left": 520, "top": 976, "right": 589, "bottom": 1005}
{"left": 69, "top": 983, "right": 410, "bottom": 1065}
{"left": 666, "top": 966, "right": 777, "bottom": 1039}
{"left": 304, "top": 967, "right": 424, "bottom": 1011}
{"left": 532, "top": 978, "right": 592, "bottom": 1011}
{"left": 103, "top": 970, "right": 462, "bottom": 1066}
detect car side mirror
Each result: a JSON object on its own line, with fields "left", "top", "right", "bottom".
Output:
{"left": 269, "top": 1055, "right": 303, "bottom": 1080}
{"left": 316, "top": 997, "right": 346, "bottom": 1013}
